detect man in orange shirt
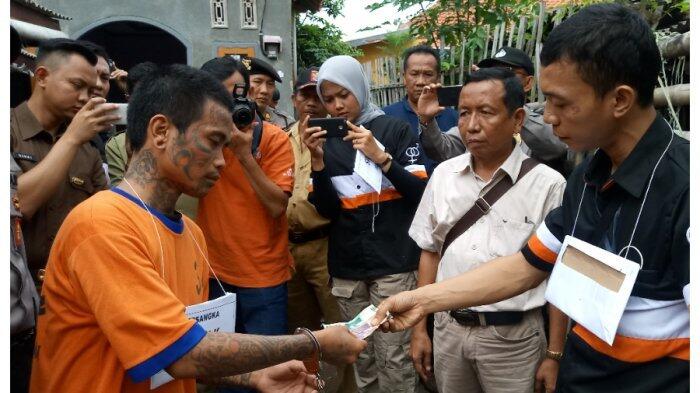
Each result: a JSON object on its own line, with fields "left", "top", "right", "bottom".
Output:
{"left": 30, "top": 63, "right": 366, "bottom": 393}
{"left": 197, "top": 57, "right": 295, "bottom": 342}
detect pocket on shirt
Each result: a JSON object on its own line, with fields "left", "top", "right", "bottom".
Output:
{"left": 487, "top": 218, "right": 535, "bottom": 258}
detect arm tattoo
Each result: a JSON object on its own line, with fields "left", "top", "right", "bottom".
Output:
{"left": 201, "top": 372, "right": 253, "bottom": 388}
{"left": 184, "top": 332, "right": 313, "bottom": 379}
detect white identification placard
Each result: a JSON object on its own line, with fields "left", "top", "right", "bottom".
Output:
{"left": 150, "top": 293, "right": 237, "bottom": 389}
{"left": 544, "top": 236, "right": 640, "bottom": 345}
{"left": 353, "top": 137, "right": 385, "bottom": 194}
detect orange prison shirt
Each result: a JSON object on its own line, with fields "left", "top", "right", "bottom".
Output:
{"left": 30, "top": 189, "right": 210, "bottom": 393}
{"left": 197, "top": 122, "right": 295, "bottom": 288}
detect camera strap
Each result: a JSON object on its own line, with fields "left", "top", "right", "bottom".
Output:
{"left": 251, "top": 117, "right": 264, "bottom": 157}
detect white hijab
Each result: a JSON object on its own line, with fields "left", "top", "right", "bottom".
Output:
{"left": 316, "top": 55, "right": 384, "bottom": 125}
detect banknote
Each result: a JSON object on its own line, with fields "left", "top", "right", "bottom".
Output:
{"left": 323, "top": 305, "right": 390, "bottom": 340}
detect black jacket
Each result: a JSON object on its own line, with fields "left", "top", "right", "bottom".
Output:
{"left": 310, "top": 115, "right": 427, "bottom": 279}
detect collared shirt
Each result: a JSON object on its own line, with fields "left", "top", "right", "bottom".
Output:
{"left": 10, "top": 101, "right": 108, "bottom": 271}
{"left": 286, "top": 122, "right": 330, "bottom": 233}
{"left": 420, "top": 103, "right": 570, "bottom": 175}
{"left": 410, "top": 145, "right": 565, "bottom": 312}
{"left": 522, "top": 114, "right": 689, "bottom": 391}
{"left": 263, "top": 106, "right": 295, "bottom": 131}
{"left": 383, "top": 96, "right": 458, "bottom": 173}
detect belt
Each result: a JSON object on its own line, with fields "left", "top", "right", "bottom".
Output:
{"left": 288, "top": 226, "right": 329, "bottom": 244}
{"left": 449, "top": 309, "right": 526, "bottom": 326}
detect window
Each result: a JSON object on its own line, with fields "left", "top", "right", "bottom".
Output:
{"left": 211, "top": 0, "right": 228, "bottom": 28}
{"left": 241, "top": 0, "right": 257, "bottom": 29}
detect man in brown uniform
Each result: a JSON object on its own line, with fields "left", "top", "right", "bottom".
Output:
{"left": 286, "top": 67, "right": 355, "bottom": 393}
{"left": 11, "top": 39, "right": 118, "bottom": 285}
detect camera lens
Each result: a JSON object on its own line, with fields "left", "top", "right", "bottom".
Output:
{"left": 233, "top": 107, "right": 254, "bottom": 128}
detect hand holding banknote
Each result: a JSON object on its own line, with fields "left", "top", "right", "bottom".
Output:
{"left": 324, "top": 305, "right": 392, "bottom": 340}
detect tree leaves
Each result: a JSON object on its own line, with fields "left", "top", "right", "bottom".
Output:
{"left": 296, "top": 1, "right": 362, "bottom": 69}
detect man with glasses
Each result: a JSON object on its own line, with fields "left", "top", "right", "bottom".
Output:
{"left": 419, "top": 47, "right": 570, "bottom": 176}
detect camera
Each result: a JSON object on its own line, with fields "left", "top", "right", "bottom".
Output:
{"left": 231, "top": 84, "right": 256, "bottom": 128}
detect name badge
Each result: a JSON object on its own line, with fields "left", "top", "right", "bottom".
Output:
{"left": 150, "top": 293, "right": 237, "bottom": 389}
{"left": 13, "top": 152, "right": 37, "bottom": 163}
{"left": 545, "top": 236, "right": 640, "bottom": 345}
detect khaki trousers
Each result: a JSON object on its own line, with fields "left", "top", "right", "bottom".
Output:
{"left": 433, "top": 309, "right": 546, "bottom": 393}
{"left": 287, "top": 237, "right": 355, "bottom": 393}
{"left": 332, "top": 272, "right": 420, "bottom": 393}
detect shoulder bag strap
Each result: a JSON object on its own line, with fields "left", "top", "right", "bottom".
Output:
{"left": 440, "top": 158, "right": 539, "bottom": 256}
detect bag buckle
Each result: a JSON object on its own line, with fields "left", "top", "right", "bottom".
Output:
{"left": 475, "top": 198, "right": 491, "bottom": 214}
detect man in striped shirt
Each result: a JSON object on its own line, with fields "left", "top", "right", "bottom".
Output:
{"left": 374, "top": 4, "right": 689, "bottom": 393}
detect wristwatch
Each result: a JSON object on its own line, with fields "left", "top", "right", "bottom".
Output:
{"left": 380, "top": 153, "right": 393, "bottom": 168}
{"left": 545, "top": 349, "right": 563, "bottom": 362}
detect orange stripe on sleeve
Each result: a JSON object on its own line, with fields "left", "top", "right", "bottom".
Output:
{"left": 573, "top": 324, "right": 690, "bottom": 363}
{"left": 527, "top": 234, "right": 558, "bottom": 264}
{"left": 340, "top": 189, "right": 402, "bottom": 209}
{"left": 410, "top": 170, "right": 428, "bottom": 179}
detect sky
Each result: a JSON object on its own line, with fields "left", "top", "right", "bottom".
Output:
{"left": 316, "top": 0, "right": 424, "bottom": 41}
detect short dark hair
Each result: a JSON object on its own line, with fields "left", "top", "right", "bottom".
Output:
{"left": 36, "top": 38, "right": 97, "bottom": 66}
{"left": 200, "top": 56, "right": 250, "bottom": 95}
{"left": 272, "top": 87, "right": 280, "bottom": 102}
{"left": 540, "top": 3, "right": 661, "bottom": 107}
{"left": 464, "top": 68, "right": 525, "bottom": 115}
{"left": 127, "top": 64, "right": 234, "bottom": 151}
{"left": 402, "top": 45, "right": 441, "bottom": 73}
{"left": 78, "top": 40, "right": 110, "bottom": 63}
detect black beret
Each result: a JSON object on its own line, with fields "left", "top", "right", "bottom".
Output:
{"left": 249, "top": 57, "right": 282, "bottom": 83}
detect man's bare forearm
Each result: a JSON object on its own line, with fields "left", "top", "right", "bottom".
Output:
{"left": 547, "top": 304, "right": 569, "bottom": 352}
{"left": 201, "top": 372, "right": 255, "bottom": 389}
{"left": 414, "top": 250, "right": 440, "bottom": 333}
{"left": 238, "top": 154, "right": 289, "bottom": 218}
{"left": 416, "top": 252, "right": 548, "bottom": 314}
{"left": 167, "top": 332, "right": 313, "bottom": 379}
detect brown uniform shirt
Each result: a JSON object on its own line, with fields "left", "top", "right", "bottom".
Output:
{"left": 286, "top": 121, "right": 330, "bottom": 233}
{"left": 10, "top": 102, "right": 108, "bottom": 271}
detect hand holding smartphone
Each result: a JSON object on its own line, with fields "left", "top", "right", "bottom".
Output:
{"left": 436, "top": 85, "right": 462, "bottom": 107}
{"left": 109, "top": 103, "right": 128, "bottom": 126}
{"left": 308, "top": 117, "right": 348, "bottom": 138}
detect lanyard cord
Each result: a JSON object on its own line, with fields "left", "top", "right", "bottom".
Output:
{"left": 570, "top": 124, "right": 675, "bottom": 269}
{"left": 123, "top": 178, "right": 165, "bottom": 280}
{"left": 122, "top": 179, "right": 227, "bottom": 294}
{"left": 184, "top": 226, "right": 227, "bottom": 295}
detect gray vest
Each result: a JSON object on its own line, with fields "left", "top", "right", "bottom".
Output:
{"left": 10, "top": 156, "right": 40, "bottom": 335}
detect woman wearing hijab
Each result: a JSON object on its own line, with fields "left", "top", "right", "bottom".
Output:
{"left": 301, "top": 55, "right": 426, "bottom": 393}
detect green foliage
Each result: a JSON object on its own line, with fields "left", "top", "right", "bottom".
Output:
{"left": 295, "top": 0, "right": 363, "bottom": 69}
{"left": 364, "top": 0, "right": 539, "bottom": 71}
{"left": 379, "top": 30, "right": 415, "bottom": 57}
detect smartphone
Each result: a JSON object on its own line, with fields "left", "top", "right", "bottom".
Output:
{"left": 110, "top": 103, "right": 129, "bottom": 125}
{"left": 436, "top": 85, "right": 462, "bottom": 107}
{"left": 308, "top": 117, "right": 348, "bottom": 138}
